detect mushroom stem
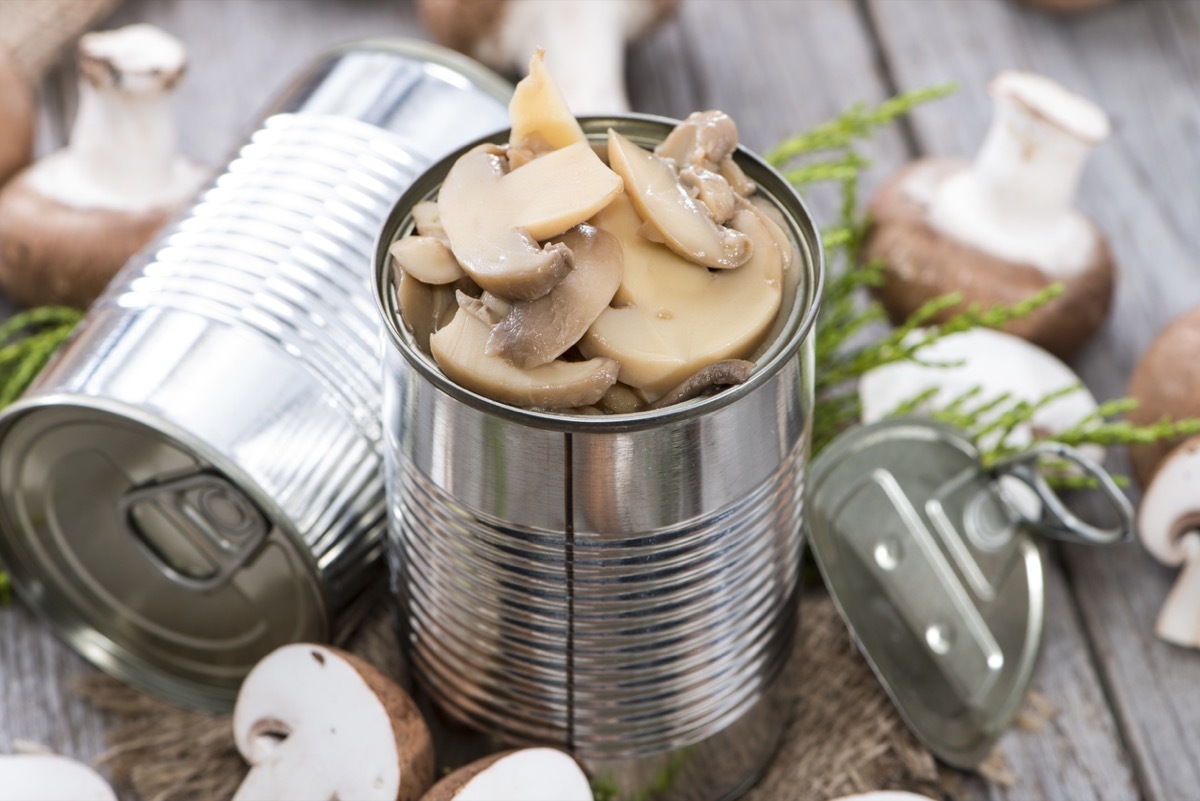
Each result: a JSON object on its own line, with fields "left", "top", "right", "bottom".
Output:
{"left": 31, "top": 24, "right": 199, "bottom": 212}
{"left": 477, "top": 0, "right": 664, "bottom": 113}
{"left": 1156, "top": 533, "right": 1200, "bottom": 648}
{"left": 927, "top": 71, "right": 1110, "bottom": 278}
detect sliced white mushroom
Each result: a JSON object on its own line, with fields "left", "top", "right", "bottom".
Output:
{"left": 1138, "top": 437, "right": 1200, "bottom": 649}
{"left": 438, "top": 141, "right": 622, "bottom": 300}
{"left": 431, "top": 303, "right": 619, "bottom": 409}
{"left": 486, "top": 224, "right": 622, "bottom": 368}
{"left": 391, "top": 235, "right": 466, "bottom": 285}
{"left": 421, "top": 748, "right": 592, "bottom": 801}
{"left": 233, "top": 643, "right": 434, "bottom": 801}
{"left": 608, "top": 128, "right": 751, "bottom": 269}
{"left": 411, "top": 200, "right": 449, "bottom": 243}
{"left": 0, "top": 755, "right": 116, "bottom": 801}
{"left": 581, "top": 195, "right": 781, "bottom": 396}
{"left": 395, "top": 266, "right": 460, "bottom": 353}
{"left": 648, "top": 359, "right": 754, "bottom": 409}
{"left": 655, "top": 109, "right": 739, "bottom": 171}
{"left": 508, "top": 49, "right": 588, "bottom": 154}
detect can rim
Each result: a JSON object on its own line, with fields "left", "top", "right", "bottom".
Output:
{"left": 372, "top": 113, "right": 826, "bottom": 434}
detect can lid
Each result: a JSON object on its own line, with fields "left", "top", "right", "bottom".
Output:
{"left": 805, "top": 418, "right": 1131, "bottom": 768}
{"left": 0, "top": 405, "right": 327, "bottom": 709}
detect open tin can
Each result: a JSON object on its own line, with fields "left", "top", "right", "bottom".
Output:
{"left": 0, "top": 39, "right": 511, "bottom": 709}
{"left": 374, "top": 117, "right": 824, "bottom": 800}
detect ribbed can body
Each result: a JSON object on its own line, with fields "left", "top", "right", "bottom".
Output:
{"left": 376, "top": 116, "right": 823, "bottom": 800}
{"left": 0, "top": 41, "right": 510, "bottom": 709}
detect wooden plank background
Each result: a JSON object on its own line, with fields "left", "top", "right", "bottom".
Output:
{"left": 2, "top": 1, "right": 1199, "bottom": 799}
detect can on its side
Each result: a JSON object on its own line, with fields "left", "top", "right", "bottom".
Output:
{"left": 0, "top": 40, "right": 511, "bottom": 710}
{"left": 375, "top": 117, "right": 824, "bottom": 800}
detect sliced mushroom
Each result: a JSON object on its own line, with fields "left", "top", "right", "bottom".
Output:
{"left": 0, "top": 49, "right": 34, "bottom": 188}
{"left": 581, "top": 195, "right": 781, "bottom": 396}
{"left": 648, "top": 359, "right": 754, "bottom": 409}
{"left": 486, "top": 224, "right": 622, "bottom": 368}
{"left": 431, "top": 304, "right": 619, "bottom": 408}
{"left": 508, "top": 49, "right": 588, "bottom": 154}
{"left": 1127, "top": 306, "right": 1200, "bottom": 487}
{"left": 864, "top": 71, "right": 1113, "bottom": 360}
{"left": 0, "top": 755, "right": 117, "bottom": 801}
{"left": 412, "top": 200, "right": 449, "bottom": 243}
{"left": 607, "top": 128, "right": 751, "bottom": 270}
{"left": 232, "top": 643, "right": 434, "bottom": 801}
{"left": 391, "top": 235, "right": 466, "bottom": 285}
{"left": 1139, "top": 437, "right": 1200, "bottom": 648}
{"left": 597, "top": 381, "right": 648, "bottom": 414}
{"left": 438, "top": 141, "right": 621, "bottom": 300}
{"left": 396, "top": 266, "right": 459, "bottom": 353}
{"left": 456, "top": 289, "right": 503, "bottom": 326}
{"left": 420, "top": 748, "right": 592, "bottom": 801}
{"left": 654, "top": 109, "right": 739, "bottom": 171}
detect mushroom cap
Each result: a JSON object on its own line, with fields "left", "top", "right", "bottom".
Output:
{"left": 0, "top": 755, "right": 117, "bottom": 801}
{"left": 233, "top": 643, "right": 434, "bottom": 801}
{"left": 78, "top": 24, "right": 188, "bottom": 93}
{"left": 1127, "top": 306, "right": 1200, "bottom": 487}
{"left": 0, "top": 169, "right": 168, "bottom": 308}
{"left": 864, "top": 157, "right": 1115, "bottom": 361}
{"left": 859, "top": 326, "right": 1100, "bottom": 456}
{"left": 421, "top": 748, "right": 592, "bottom": 801}
{"left": 1138, "top": 436, "right": 1200, "bottom": 567}
{"left": 0, "top": 49, "right": 33, "bottom": 188}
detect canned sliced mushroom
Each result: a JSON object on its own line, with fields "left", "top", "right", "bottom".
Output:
{"left": 374, "top": 53, "right": 823, "bottom": 801}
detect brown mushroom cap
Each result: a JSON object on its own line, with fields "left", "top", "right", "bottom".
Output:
{"left": 1127, "top": 306, "right": 1200, "bottom": 487}
{"left": 0, "top": 171, "right": 167, "bottom": 308}
{"left": 0, "top": 49, "right": 33, "bottom": 189}
{"left": 864, "top": 157, "right": 1114, "bottom": 361}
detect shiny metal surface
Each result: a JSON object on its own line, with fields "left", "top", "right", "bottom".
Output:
{"left": 376, "top": 117, "right": 823, "bottom": 799}
{"left": 0, "top": 40, "right": 511, "bottom": 710}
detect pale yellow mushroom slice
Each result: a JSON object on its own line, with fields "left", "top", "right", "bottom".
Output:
{"left": 508, "top": 49, "right": 588, "bottom": 155}
{"left": 390, "top": 235, "right": 465, "bottom": 285}
{"left": 581, "top": 203, "right": 783, "bottom": 396}
{"left": 431, "top": 304, "right": 619, "bottom": 409}
{"left": 607, "top": 128, "right": 751, "bottom": 269}
{"left": 438, "top": 142, "right": 622, "bottom": 301}
{"left": 486, "top": 224, "right": 623, "bottom": 369}
{"left": 411, "top": 200, "right": 449, "bottom": 243}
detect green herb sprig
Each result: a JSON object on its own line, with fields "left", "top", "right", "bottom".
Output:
{"left": 0, "top": 306, "right": 82, "bottom": 406}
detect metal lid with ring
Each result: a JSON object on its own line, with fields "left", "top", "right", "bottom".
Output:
{"left": 805, "top": 418, "right": 1132, "bottom": 769}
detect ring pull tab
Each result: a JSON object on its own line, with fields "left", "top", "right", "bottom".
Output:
{"left": 991, "top": 441, "right": 1133, "bottom": 546}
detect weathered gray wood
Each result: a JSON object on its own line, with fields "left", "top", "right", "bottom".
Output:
{"left": 867, "top": 1, "right": 1200, "bottom": 799}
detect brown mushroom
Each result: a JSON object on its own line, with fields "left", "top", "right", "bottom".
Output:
{"left": 418, "top": 0, "right": 678, "bottom": 114}
{"left": 437, "top": 140, "right": 622, "bottom": 301}
{"left": 607, "top": 128, "right": 752, "bottom": 270}
{"left": 1127, "top": 306, "right": 1200, "bottom": 487}
{"left": 0, "top": 49, "right": 33, "bottom": 188}
{"left": 233, "top": 644, "right": 435, "bottom": 801}
{"left": 863, "top": 71, "right": 1114, "bottom": 360}
{"left": 486, "top": 224, "right": 622, "bottom": 368}
{"left": 430, "top": 295, "right": 620, "bottom": 409}
{"left": 0, "top": 25, "right": 206, "bottom": 309}
{"left": 420, "top": 748, "right": 592, "bottom": 801}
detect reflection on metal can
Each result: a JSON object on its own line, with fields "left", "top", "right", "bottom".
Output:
{"left": 374, "top": 117, "right": 825, "bottom": 800}
{"left": 0, "top": 40, "right": 511, "bottom": 710}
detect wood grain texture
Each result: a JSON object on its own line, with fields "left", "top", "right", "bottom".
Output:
{"left": 1, "top": 1, "right": 1197, "bottom": 799}
{"left": 866, "top": 1, "right": 1200, "bottom": 798}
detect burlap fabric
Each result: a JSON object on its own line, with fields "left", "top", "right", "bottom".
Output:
{"left": 0, "top": 0, "right": 121, "bottom": 79}
{"left": 76, "top": 589, "right": 1007, "bottom": 801}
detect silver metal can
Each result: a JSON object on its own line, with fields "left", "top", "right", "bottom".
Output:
{"left": 0, "top": 40, "right": 511, "bottom": 710}
{"left": 374, "top": 117, "right": 824, "bottom": 800}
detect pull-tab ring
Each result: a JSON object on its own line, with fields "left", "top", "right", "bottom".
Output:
{"left": 991, "top": 442, "right": 1133, "bottom": 545}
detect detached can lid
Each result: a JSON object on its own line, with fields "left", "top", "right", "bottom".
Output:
{"left": 806, "top": 418, "right": 1131, "bottom": 768}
